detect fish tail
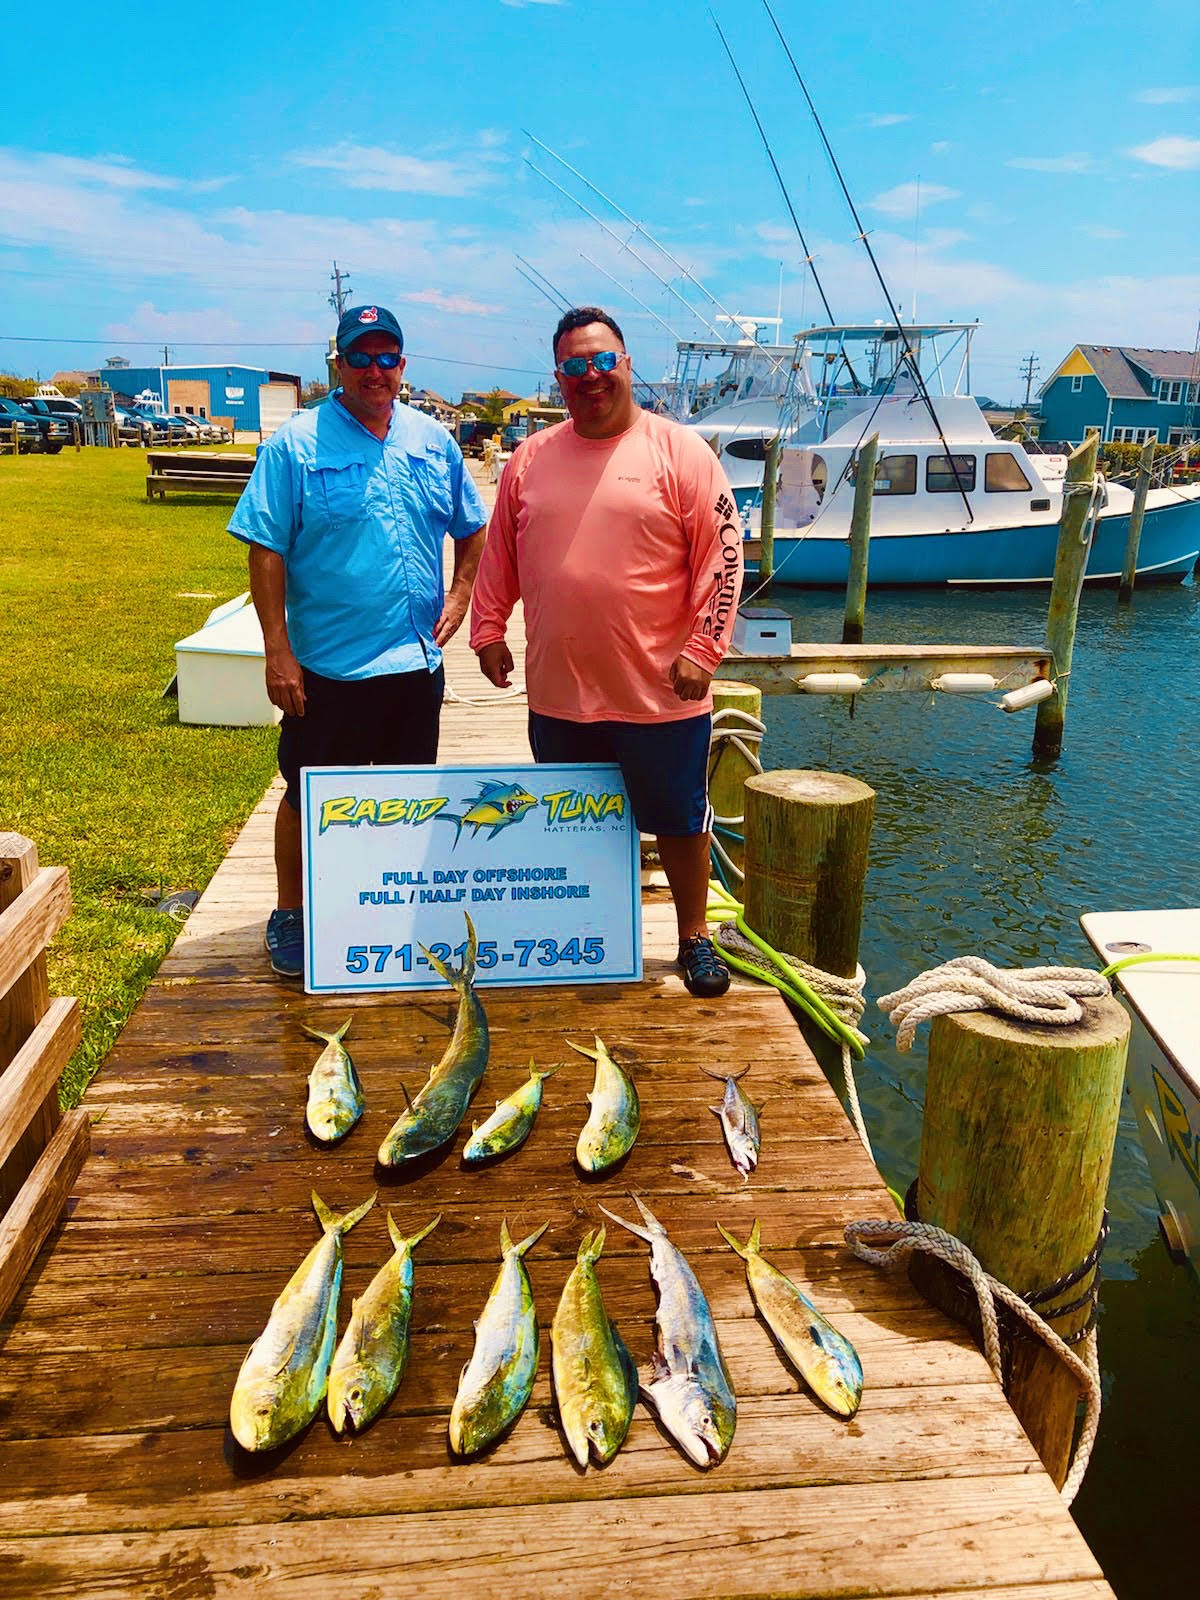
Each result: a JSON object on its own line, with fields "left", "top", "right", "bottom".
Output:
{"left": 566, "top": 1038, "right": 600, "bottom": 1063}
{"left": 419, "top": 913, "right": 477, "bottom": 992}
{"left": 532, "top": 1058, "right": 561, "bottom": 1082}
{"left": 462, "top": 913, "right": 477, "bottom": 984}
{"left": 301, "top": 1017, "right": 353, "bottom": 1046}
{"left": 700, "top": 1064, "right": 747, "bottom": 1084}
{"left": 312, "top": 1189, "right": 377, "bottom": 1235}
{"left": 510, "top": 1219, "right": 549, "bottom": 1258}
{"left": 717, "top": 1219, "right": 762, "bottom": 1259}
{"left": 434, "top": 811, "right": 465, "bottom": 848}
{"left": 597, "top": 1200, "right": 655, "bottom": 1245}
{"left": 388, "top": 1210, "right": 441, "bottom": 1254}
{"left": 577, "top": 1224, "right": 606, "bottom": 1263}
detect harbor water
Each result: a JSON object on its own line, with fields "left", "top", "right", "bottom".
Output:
{"left": 758, "top": 576, "right": 1200, "bottom": 1600}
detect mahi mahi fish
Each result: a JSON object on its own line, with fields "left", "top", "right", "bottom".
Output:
{"left": 229, "top": 1189, "right": 376, "bottom": 1452}
{"left": 718, "top": 1221, "right": 862, "bottom": 1417}
{"left": 551, "top": 1226, "right": 638, "bottom": 1468}
{"left": 600, "top": 1196, "right": 736, "bottom": 1468}
{"left": 449, "top": 1219, "right": 549, "bottom": 1457}
{"left": 327, "top": 1211, "right": 441, "bottom": 1435}
{"left": 378, "top": 914, "right": 489, "bottom": 1167}
{"left": 303, "top": 1018, "right": 365, "bottom": 1143}
{"left": 437, "top": 781, "right": 538, "bottom": 848}
{"left": 462, "top": 1059, "right": 559, "bottom": 1165}
{"left": 570, "top": 1036, "right": 640, "bottom": 1174}
{"left": 703, "top": 1066, "right": 762, "bottom": 1178}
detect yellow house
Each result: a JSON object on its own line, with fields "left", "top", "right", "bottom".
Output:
{"left": 502, "top": 395, "right": 567, "bottom": 430}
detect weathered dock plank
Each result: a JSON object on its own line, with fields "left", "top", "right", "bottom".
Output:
{"left": 0, "top": 479, "right": 1111, "bottom": 1597}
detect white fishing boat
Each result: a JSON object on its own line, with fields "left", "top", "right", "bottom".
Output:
{"left": 749, "top": 332, "right": 1200, "bottom": 586}
{"left": 1080, "top": 911, "right": 1200, "bottom": 1278}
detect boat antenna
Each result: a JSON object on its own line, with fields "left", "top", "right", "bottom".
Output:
{"left": 523, "top": 131, "right": 763, "bottom": 345}
{"left": 761, "top": 0, "right": 974, "bottom": 522}
{"left": 524, "top": 156, "right": 725, "bottom": 339}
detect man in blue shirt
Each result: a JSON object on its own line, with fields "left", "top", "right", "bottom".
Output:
{"left": 229, "top": 304, "right": 488, "bottom": 976}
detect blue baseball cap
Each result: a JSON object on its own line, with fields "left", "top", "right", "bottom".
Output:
{"left": 336, "top": 304, "right": 404, "bottom": 353}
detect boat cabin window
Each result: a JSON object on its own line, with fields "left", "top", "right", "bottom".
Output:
{"left": 872, "top": 454, "right": 917, "bottom": 495}
{"left": 984, "top": 452, "right": 1032, "bottom": 492}
{"left": 725, "top": 436, "right": 769, "bottom": 461}
{"left": 811, "top": 454, "right": 827, "bottom": 504}
{"left": 926, "top": 454, "right": 976, "bottom": 493}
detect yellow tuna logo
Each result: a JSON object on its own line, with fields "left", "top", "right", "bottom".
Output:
{"left": 541, "top": 790, "right": 626, "bottom": 825}
{"left": 436, "top": 780, "right": 539, "bottom": 848}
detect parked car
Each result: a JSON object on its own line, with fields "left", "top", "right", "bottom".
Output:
{"left": 0, "top": 396, "right": 43, "bottom": 451}
{"left": 16, "top": 397, "right": 73, "bottom": 453}
{"left": 125, "top": 406, "right": 173, "bottom": 444}
{"left": 112, "top": 406, "right": 158, "bottom": 446}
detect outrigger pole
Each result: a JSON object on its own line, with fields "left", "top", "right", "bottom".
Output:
{"left": 760, "top": 0, "right": 974, "bottom": 523}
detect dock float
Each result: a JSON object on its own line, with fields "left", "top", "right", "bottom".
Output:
{"left": 0, "top": 583, "right": 1111, "bottom": 1600}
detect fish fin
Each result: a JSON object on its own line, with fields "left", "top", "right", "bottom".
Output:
{"left": 418, "top": 943, "right": 459, "bottom": 991}
{"left": 512, "top": 1220, "right": 550, "bottom": 1258}
{"left": 500, "top": 1217, "right": 513, "bottom": 1256}
{"left": 755, "top": 1099, "right": 769, "bottom": 1114}
{"left": 631, "top": 1194, "right": 665, "bottom": 1234}
{"left": 611, "top": 1324, "right": 640, "bottom": 1403}
{"left": 597, "top": 1202, "right": 654, "bottom": 1245}
{"left": 749, "top": 1219, "right": 762, "bottom": 1255}
{"left": 391, "top": 1211, "right": 441, "bottom": 1253}
{"left": 266, "top": 1332, "right": 299, "bottom": 1378}
{"left": 487, "top": 823, "right": 504, "bottom": 839}
{"left": 708, "top": 1104, "right": 724, "bottom": 1118}
{"left": 577, "top": 1225, "right": 606, "bottom": 1263}
{"left": 717, "top": 1222, "right": 750, "bottom": 1258}
{"left": 649, "top": 1349, "right": 671, "bottom": 1384}
{"left": 532, "top": 1058, "right": 561, "bottom": 1082}
{"left": 461, "top": 913, "right": 477, "bottom": 986}
{"left": 311, "top": 1190, "right": 335, "bottom": 1231}
{"left": 301, "top": 1017, "right": 352, "bottom": 1046}
{"left": 434, "top": 812, "right": 465, "bottom": 849}
{"left": 336, "top": 1191, "right": 377, "bottom": 1235}
{"left": 567, "top": 1038, "right": 600, "bottom": 1063}
{"left": 398, "top": 1079, "right": 414, "bottom": 1111}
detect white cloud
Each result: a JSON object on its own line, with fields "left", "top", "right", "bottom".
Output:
{"left": 408, "top": 288, "right": 506, "bottom": 316}
{"left": 1127, "top": 136, "right": 1200, "bottom": 169}
{"left": 866, "top": 113, "right": 912, "bottom": 128}
{"left": 1133, "top": 86, "right": 1199, "bottom": 104}
{"left": 502, "top": 0, "right": 565, "bottom": 7}
{"left": 930, "top": 141, "right": 953, "bottom": 154}
{"left": 291, "top": 142, "right": 482, "bottom": 195}
{"left": 869, "top": 182, "right": 959, "bottom": 219}
{"left": 1081, "top": 224, "right": 1125, "bottom": 240}
{"left": 1007, "top": 154, "right": 1094, "bottom": 173}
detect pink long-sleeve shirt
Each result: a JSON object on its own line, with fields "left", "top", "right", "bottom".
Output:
{"left": 470, "top": 410, "right": 744, "bottom": 723}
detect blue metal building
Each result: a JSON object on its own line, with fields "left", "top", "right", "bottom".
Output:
{"left": 1039, "top": 344, "right": 1200, "bottom": 447}
{"left": 87, "top": 362, "right": 301, "bottom": 435}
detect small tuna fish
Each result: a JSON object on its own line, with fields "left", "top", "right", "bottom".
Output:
{"left": 437, "top": 781, "right": 538, "bottom": 848}
{"left": 303, "top": 1018, "right": 364, "bottom": 1143}
{"left": 703, "top": 1066, "right": 762, "bottom": 1178}
{"left": 551, "top": 1226, "right": 638, "bottom": 1469}
{"left": 230, "top": 1190, "right": 376, "bottom": 1452}
{"left": 462, "top": 1059, "right": 559, "bottom": 1165}
{"left": 570, "top": 1036, "right": 640, "bottom": 1174}
{"left": 378, "top": 915, "right": 489, "bottom": 1167}
{"left": 327, "top": 1211, "right": 441, "bottom": 1436}
{"left": 718, "top": 1221, "right": 862, "bottom": 1418}
{"left": 448, "top": 1218, "right": 548, "bottom": 1457}
{"left": 600, "top": 1196, "right": 736, "bottom": 1469}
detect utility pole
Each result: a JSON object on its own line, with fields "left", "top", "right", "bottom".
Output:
{"left": 329, "top": 262, "right": 352, "bottom": 318}
{"left": 1020, "top": 351, "right": 1040, "bottom": 407}
{"left": 162, "top": 344, "right": 172, "bottom": 368}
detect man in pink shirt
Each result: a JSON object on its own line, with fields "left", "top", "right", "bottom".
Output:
{"left": 471, "top": 307, "right": 744, "bottom": 997}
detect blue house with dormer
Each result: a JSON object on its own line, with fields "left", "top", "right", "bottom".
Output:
{"left": 1038, "top": 345, "right": 1200, "bottom": 447}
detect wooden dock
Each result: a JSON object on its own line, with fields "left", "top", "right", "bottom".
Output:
{"left": 0, "top": 553, "right": 1113, "bottom": 1596}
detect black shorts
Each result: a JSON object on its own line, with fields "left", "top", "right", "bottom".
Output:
{"left": 527, "top": 710, "right": 714, "bottom": 837}
{"left": 279, "top": 664, "right": 444, "bottom": 810}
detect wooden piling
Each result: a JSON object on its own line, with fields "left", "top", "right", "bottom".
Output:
{"left": 742, "top": 770, "right": 875, "bottom": 978}
{"left": 842, "top": 433, "right": 879, "bottom": 644}
{"left": 1033, "top": 431, "right": 1099, "bottom": 758}
{"left": 1118, "top": 437, "right": 1156, "bottom": 603}
{"left": 913, "top": 996, "right": 1129, "bottom": 1486}
{"left": 759, "top": 433, "right": 781, "bottom": 588}
{"left": 709, "top": 682, "right": 764, "bottom": 880}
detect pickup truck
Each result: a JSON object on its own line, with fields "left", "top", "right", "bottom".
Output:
{"left": 0, "top": 396, "right": 47, "bottom": 452}
{"left": 16, "top": 397, "right": 74, "bottom": 453}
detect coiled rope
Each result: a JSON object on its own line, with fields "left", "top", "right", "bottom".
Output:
{"left": 707, "top": 705, "right": 766, "bottom": 889}
{"left": 876, "top": 955, "right": 1112, "bottom": 1053}
{"left": 844, "top": 1216, "right": 1102, "bottom": 1504}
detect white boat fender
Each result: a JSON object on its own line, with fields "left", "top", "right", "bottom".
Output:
{"left": 1001, "top": 679, "right": 1056, "bottom": 712}
{"left": 800, "top": 672, "right": 866, "bottom": 694}
{"left": 931, "top": 672, "right": 997, "bottom": 694}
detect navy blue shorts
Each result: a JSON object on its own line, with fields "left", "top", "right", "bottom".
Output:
{"left": 279, "top": 664, "right": 444, "bottom": 810}
{"left": 528, "top": 711, "right": 713, "bottom": 837}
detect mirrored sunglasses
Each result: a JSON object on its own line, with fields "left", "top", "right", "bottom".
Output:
{"left": 342, "top": 349, "right": 402, "bottom": 370}
{"left": 557, "top": 350, "right": 623, "bottom": 378}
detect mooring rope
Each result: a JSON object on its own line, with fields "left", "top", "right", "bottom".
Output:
{"left": 844, "top": 1217, "right": 1102, "bottom": 1504}
{"left": 443, "top": 681, "right": 528, "bottom": 708}
{"left": 707, "top": 706, "right": 766, "bottom": 889}
{"left": 876, "top": 955, "right": 1112, "bottom": 1053}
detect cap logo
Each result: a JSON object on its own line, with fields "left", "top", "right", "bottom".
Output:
{"left": 359, "top": 307, "right": 379, "bottom": 324}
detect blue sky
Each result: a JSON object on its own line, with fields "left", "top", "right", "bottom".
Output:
{"left": 2, "top": 0, "right": 1198, "bottom": 402}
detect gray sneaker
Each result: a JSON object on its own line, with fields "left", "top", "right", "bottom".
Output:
{"left": 265, "top": 907, "right": 304, "bottom": 978}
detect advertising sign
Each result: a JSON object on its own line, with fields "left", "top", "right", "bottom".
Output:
{"left": 301, "top": 762, "right": 642, "bottom": 993}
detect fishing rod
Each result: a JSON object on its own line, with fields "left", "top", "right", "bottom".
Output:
{"left": 579, "top": 251, "right": 682, "bottom": 344}
{"left": 524, "top": 131, "right": 771, "bottom": 349}
{"left": 761, "top": 0, "right": 974, "bottom": 523}
{"left": 524, "top": 157, "right": 725, "bottom": 340}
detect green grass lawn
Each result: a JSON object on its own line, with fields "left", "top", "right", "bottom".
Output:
{"left": 0, "top": 446, "right": 279, "bottom": 1106}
